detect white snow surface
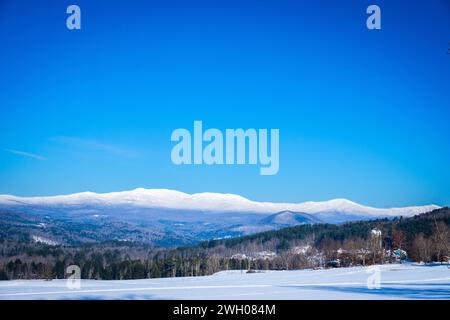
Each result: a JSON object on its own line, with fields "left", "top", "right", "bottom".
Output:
{"left": 0, "top": 188, "right": 440, "bottom": 217}
{"left": 31, "top": 235, "right": 58, "bottom": 246}
{"left": 1, "top": 264, "right": 449, "bottom": 300}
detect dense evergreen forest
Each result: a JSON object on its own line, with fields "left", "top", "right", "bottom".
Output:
{"left": 1, "top": 208, "right": 449, "bottom": 281}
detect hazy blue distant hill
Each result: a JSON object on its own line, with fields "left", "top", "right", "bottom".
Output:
{"left": 260, "top": 211, "right": 322, "bottom": 226}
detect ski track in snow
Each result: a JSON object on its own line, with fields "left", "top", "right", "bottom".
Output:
{"left": 1, "top": 263, "right": 449, "bottom": 300}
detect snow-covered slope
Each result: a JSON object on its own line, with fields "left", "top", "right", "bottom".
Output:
{"left": 0, "top": 188, "right": 440, "bottom": 219}
{"left": 1, "top": 263, "right": 449, "bottom": 300}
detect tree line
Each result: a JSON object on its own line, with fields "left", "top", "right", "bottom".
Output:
{"left": 1, "top": 208, "right": 449, "bottom": 280}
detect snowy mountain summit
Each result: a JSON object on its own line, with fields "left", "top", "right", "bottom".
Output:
{"left": 0, "top": 188, "right": 441, "bottom": 246}
{"left": 0, "top": 188, "right": 439, "bottom": 220}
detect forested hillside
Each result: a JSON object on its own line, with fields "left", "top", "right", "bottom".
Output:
{"left": 1, "top": 208, "right": 449, "bottom": 280}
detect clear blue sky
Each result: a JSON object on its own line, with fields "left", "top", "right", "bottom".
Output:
{"left": 0, "top": 0, "right": 449, "bottom": 207}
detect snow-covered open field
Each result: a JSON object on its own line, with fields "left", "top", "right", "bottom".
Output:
{"left": 1, "top": 264, "right": 449, "bottom": 300}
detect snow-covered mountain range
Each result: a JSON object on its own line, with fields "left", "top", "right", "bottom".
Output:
{"left": 0, "top": 188, "right": 440, "bottom": 219}
{"left": 0, "top": 188, "right": 441, "bottom": 246}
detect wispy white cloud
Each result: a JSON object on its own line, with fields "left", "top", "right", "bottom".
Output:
{"left": 52, "top": 136, "right": 141, "bottom": 158}
{"left": 4, "top": 148, "right": 46, "bottom": 161}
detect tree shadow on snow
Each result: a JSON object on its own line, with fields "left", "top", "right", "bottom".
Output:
{"left": 286, "top": 284, "right": 450, "bottom": 300}
{"left": 61, "top": 293, "right": 158, "bottom": 300}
